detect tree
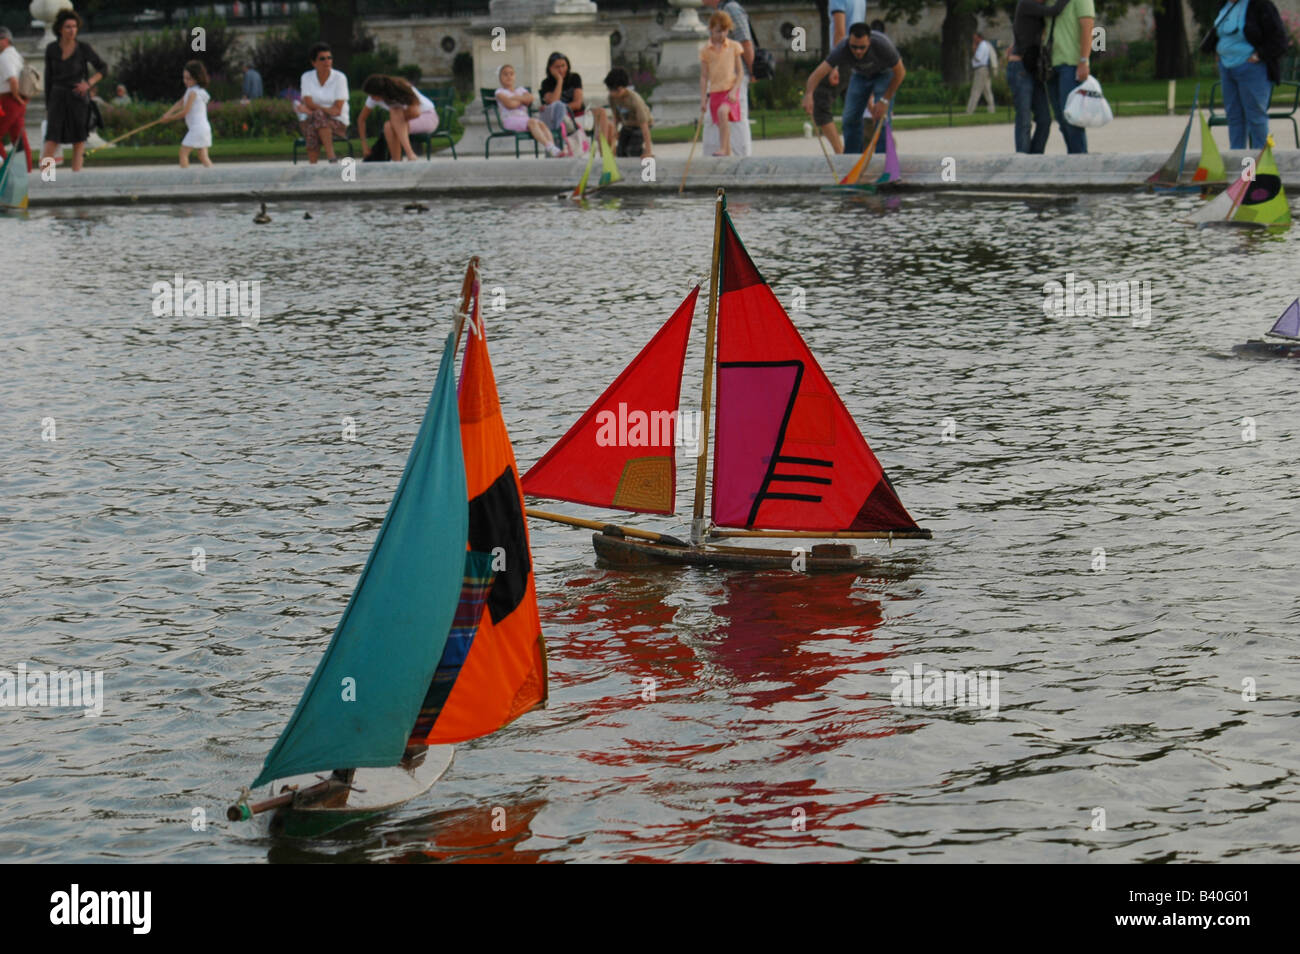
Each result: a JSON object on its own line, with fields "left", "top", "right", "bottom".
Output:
{"left": 1153, "top": 0, "right": 1193, "bottom": 77}
{"left": 315, "top": 0, "right": 358, "bottom": 73}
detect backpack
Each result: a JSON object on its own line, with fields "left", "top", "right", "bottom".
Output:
{"left": 722, "top": 0, "right": 776, "bottom": 80}
{"left": 17, "top": 64, "right": 39, "bottom": 99}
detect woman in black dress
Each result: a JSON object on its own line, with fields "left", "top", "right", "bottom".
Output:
{"left": 42, "top": 10, "right": 106, "bottom": 172}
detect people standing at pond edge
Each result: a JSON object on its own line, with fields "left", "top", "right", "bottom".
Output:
{"left": 1046, "top": 0, "right": 1095, "bottom": 154}
{"left": 813, "top": 0, "right": 867, "bottom": 154}
{"left": 42, "top": 10, "right": 106, "bottom": 173}
{"left": 295, "top": 43, "right": 349, "bottom": 164}
{"left": 700, "top": 11, "right": 746, "bottom": 157}
{"left": 1200, "top": 0, "right": 1289, "bottom": 149}
{"left": 158, "top": 59, "right": 213, "bottom": 168}
{"left": 1008, "top": 0, "right": 1071, "bottom": 153}
{"left": 802, "top": 23, "right": 906, "bottom": 156}
{"left": 701, "top": 0, "right": 755, "bottom": 158}
{"left": 358, "top": 75, "right": 438, "bottom": 162}
{"left": 967, "top": 30, "right": 998, "bottom": 114}
{"left": 0, "top": 27, "right": 29, "bottom": 170}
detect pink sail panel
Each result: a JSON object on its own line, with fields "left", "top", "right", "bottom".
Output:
{"left": 878, "top": 121, "right": 900, "bottom": 185}
{"left": 1268, "top": 298, "right": 1300, "bottom": 339}
{"left": 521, "top": 287, "right": 699, "bottom": 514}
{"left": 711, "top": 212, "right": 920, "bottom": 532}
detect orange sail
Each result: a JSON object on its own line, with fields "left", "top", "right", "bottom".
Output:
{"left": 411, "top": 279, "right": 547, "bottom": 745}
{"left": 522, "top": 287, "right": 699, "bottom": 514}
{"left": 711, "top": 209, "right": 920, "bottom": 533}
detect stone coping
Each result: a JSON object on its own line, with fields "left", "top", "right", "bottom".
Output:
{"left": 22, "top": 151, "right": 1300, "bottom": 208}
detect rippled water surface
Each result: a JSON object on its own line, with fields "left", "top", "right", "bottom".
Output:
{"left": 3, "top": 192, "right": 1298, "bottom": 862}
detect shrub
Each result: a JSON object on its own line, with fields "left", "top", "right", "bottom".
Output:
{"left": 100, "top": 98, "right": 301, "bottom": 145}
{"left": 452, "top": 51, "right": 474, "bottom": 101}
{"left": 112, "top": 16, "right": 239, "bottom": 103}
{"left": 895, "top": 32, "right": 943, "bottom": 73}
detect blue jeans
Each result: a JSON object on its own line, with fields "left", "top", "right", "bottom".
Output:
{"left": 1048, "top": 64, "right": 1087, "bottom": 154}
{"left": 842, "top": 70, "right": 892, "bottom": 154}
{"left": 1220, "top": 59, "right": 1272, "bottom": 149}
{"left": 1008, "top": 60, "right": 1051, "bottom": 153}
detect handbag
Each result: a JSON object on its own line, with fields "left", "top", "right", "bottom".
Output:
{"left": 1063, "top": 75, "right": 1114, "bottom": 127}
{"left": 1034, "top": 17, "right": 1056, "bottom": 85}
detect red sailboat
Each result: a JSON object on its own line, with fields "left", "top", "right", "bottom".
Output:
{"left": 523, "top": 189, "right": 931, "bottom": 571}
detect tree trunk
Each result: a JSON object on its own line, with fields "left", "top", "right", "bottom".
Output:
{"left": 816, "top": 0, "right": 830, "bottom": 58}
{"left": 1154, "top": 0, "right": 1193, "bottom": 79}
{"left": 941, "top": 2, "right": 977, "bottom": 87}
{"left": 315, "top": 0, "right": 358, "bottom": 74}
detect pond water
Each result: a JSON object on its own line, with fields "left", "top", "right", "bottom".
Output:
{"left": 2, "top": 191, "right": 1297, "bottom": 862}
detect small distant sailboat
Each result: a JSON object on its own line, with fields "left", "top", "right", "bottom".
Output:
{"left": 523, "top": 189, "right": 931, "bottom": 572}
{"left": 0, "top": 147, "right": 28, "bottom": 212}
{"left": 1232, "top": 297, "right": 1300, "bottom": 358}
{"left": 1146, "top": 88, "right": 1226, "bottom": 193}
{"left": 228, "top": 260, "right": 547, "bottom": 837}
{"left": 570, "top": 132, "right": 622, "bottom": 199}
{"left": 823, "top": 118, "right": 899, "bottom": 193}
{"left": 1186, "top": 136, "right": 1290, "bottom": 228}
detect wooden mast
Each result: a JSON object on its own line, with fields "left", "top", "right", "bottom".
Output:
{"left": 691, "top": 189, "right": 726, "bottom": 545}
{"left": 451, "top": 256, "right": 480, "bottom": 357}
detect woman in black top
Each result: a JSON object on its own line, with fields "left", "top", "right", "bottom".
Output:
{"left": 538, "top": 52, "right": 607, "bottom": 155}
{"left": 1007, "top": 0, "right": 1070, "bottom": 153}
{"left": 42, "top": 10, "right": 106, "bottom": 172}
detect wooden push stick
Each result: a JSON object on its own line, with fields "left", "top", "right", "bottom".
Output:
{"left": 679, "top": 84, "right": 708, "bottom": 194}
{"left": 708, "top": 528, "right": 933, "bottom": 540}
{"left": 816, "top": 129, "right": 839, "bottom": 183}
{"left": 525, "top": 508, "right": 690, "bottom": 547}
{"left": 227, "top": 779, "right": 333, "bottom": 821}
{"left": 840, "top": 117, "right": 885, "bottom": 185}
{"left": 88, "top": 116, "right": 169, "bottom": 155}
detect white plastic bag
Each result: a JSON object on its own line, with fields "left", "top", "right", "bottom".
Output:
{"left": 1063, "top": 75, "right": 1113, "bottom": 128}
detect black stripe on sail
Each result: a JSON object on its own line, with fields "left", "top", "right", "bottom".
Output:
{"left": 468, "top": 468, "right": 531, "bottom": 624}
{"left": 765, "top": 492, "right": 823, "bottom": 503}
{"left": 770, "top": 473, "right": 832, "bottom": 486}
{"left": 775, "top": 455, "right": 832, "bottom": 468}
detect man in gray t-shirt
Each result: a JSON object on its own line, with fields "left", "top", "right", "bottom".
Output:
{"left": 803, "top": 23, "right": 906, "bottom": 154}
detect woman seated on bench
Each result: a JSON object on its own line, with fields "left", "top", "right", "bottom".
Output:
{"left": 358, "top": 74, "right": 438, "bottom": 162}
{"left": 495, "top": 64, "right": 562, "bottom": 157}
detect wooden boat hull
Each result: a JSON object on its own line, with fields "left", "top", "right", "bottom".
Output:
{"left": 265, "top": 745, "right": 454, "bottom": 838}
{"left": 1232, "top": 339, "right": 1300, "bottom": 358}
{"left": 591, "top": 531, "right": 878, "bottom": 571}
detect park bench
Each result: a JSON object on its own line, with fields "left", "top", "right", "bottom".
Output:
{"left": 292, "top": 131, "right": 356, "bottom": 164}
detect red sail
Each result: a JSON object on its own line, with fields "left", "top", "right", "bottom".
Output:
{"left": 522, "top": 288, "right": 698, "bottom": 514}
{"left": 711, "top": 212, "right": 920, "bottom": 532}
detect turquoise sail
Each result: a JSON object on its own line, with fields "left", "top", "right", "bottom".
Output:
{"left": 252, "top": 333, "right": 469, "bottom": 787}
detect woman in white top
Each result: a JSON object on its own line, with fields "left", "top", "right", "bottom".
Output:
{"left": 159, "top": 59, "right": 213, "bottom": 167}
{"left": 495, "top": 64, "right": 562, "bottom": 157}
{"left": 358, "top": 74, "right": 438, "bottom": 162}
{"left": 295, "top": 43, "right": 349, "bottom": 163}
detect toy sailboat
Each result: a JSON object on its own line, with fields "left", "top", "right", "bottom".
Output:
{"left": 822, "top": 119, "right": 900, "bottom": 193}
{"left": 1186, "top": 136, "right": 1290, "bottom": 228}
{"left": 523, "top": 189, "right": 931, "bottom": 572}
{"left": 1232, "top": 297, "right": 1300, "bottom": 358}
{"left": 228, "top": 260, "right": 547, "bottom": 837}
{"left": 0, "top": 147, "right": 28, "bottom": 212}
{"left": 570, "top": 131, "right": 622, "bottom": 199}
{"left": 1146, "top": 89, "right": 1226, "bottom": 193}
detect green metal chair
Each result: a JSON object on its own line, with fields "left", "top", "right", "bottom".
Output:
{"left": 481, "top": 87, "right": 539, "bottom": 158}
{"left": 410, "top": 88, "right": 459, "bottom": 159}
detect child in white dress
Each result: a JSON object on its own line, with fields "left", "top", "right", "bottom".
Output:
{"left": 161, "top": 59, "right": 213, "bottom": 167}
